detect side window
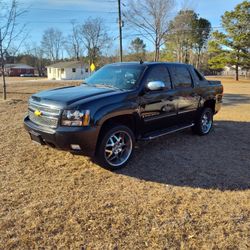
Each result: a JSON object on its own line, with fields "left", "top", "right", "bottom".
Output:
{"left": 194, "top": 68, "right": 205, "bottom": 81}
{"left": 145, "top": 65, "right": 171, "bottom": 90}
{"left": 168, "top": 65, "right": 192, "bottom": 88}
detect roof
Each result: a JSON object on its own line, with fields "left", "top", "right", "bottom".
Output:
{"left": 47, "top": 61, "right": 86, "bottom": 69}
{"left": 4, "top": 64, "right": 34, "bottom": 69}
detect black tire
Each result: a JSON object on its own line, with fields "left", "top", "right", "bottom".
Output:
{"left": 192, "top": 107, "right": 214, "bottom": 136}
{"left": 96, "top": 125, "right": 135, "bottom": 170}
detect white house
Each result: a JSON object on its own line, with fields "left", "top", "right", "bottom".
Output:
{"left": 222, "top": 66, "right": 249, "bottom": 78}
{"left": 46, "top": 61, "right": 89, "bottom": 80}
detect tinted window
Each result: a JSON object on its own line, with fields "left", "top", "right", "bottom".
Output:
{"left": 145, "top": 65, "right": 171, "bottom": 90}
{"left": 194, "top": 68, "right": 205, "bottom": 81}
{"left": 168, "top": 65, "right": 192, "bottom": 88}
{"left": 85, "top": 65, "right": 145, "bottom": 90}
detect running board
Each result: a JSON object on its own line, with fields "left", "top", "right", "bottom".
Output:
{"left": 140, "top": 123, "right": 195, "bottom": 141}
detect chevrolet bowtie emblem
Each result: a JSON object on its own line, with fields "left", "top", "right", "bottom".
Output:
{"left": 34, "top": 110, "right": 42, "bottom": 117}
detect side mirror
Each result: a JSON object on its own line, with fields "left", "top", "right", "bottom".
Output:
{"left": 146, "top": 81, "right": 165, "bottom": 91}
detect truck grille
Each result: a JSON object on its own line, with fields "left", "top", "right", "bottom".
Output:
{"left": 28, "top": 102, "right": 61, "bottom": 128}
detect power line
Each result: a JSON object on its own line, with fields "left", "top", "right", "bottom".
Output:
{"left": 30, "top": 7, "right": 117, "bottom": 14}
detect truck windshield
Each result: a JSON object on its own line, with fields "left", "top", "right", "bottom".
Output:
{"left": 84, "top": 65, "right": 145, "bottom": 90}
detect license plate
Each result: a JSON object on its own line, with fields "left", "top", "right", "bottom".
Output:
{"left": 29, "top": 131, "right": 43, "bottom": 145}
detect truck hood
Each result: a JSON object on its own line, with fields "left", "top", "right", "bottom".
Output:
{"left": 30, "top": 85, "right": 117, "bottom": 107}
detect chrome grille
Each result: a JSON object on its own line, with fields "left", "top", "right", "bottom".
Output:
{"left": 29, "top": 102, "right": 60, "bottom": 115}
{"left": 28, "top": 101, "right": 61, "bottom": 128}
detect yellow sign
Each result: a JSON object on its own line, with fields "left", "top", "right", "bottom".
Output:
{"left": 90, "top": 63, "right": 96, "bottom": 72}
{"left": 34, "top": 110, "right": 42, "bottom": 117}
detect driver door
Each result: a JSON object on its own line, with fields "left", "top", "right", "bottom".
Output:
{"left": 139, "top": 65, "right": 178, "bottom": 134}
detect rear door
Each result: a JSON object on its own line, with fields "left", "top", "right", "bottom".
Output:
{"left": 139, "top": 65, "right": 178, "bottom": 133}
{"left": 167, "top": 64, "right": 200, "bottom": 124}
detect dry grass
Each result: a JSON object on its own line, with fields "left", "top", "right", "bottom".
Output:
{"left": 0, "top": 77, "right": 249, "bottom": 249}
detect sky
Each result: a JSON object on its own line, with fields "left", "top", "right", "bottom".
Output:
{"left": 17, "top": 0, "right": 244, "bottom": 55}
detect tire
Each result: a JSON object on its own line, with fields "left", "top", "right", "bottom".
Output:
{"left": 192, "top": 107, "right": 214, "bottom": 136}
{"left": 96, "top": 125, "right": 135, "bottom": 170}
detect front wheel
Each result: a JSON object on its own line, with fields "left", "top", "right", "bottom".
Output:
{"left": 192, "top": 107, "right": 214, "bottom": 136}
{"left": 96, "top": 125, "right": 135, "bottom": 170}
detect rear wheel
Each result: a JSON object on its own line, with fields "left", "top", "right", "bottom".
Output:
{"left": 192, "top": 107, "right": 214, "bottom": 135}
{"left": 96, "top": 125, "right": 135, "bottom": 170}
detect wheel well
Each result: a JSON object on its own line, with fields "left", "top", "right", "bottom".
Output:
{"left": 204, "top": 99, "right": 215, "bottom": 113}
{"left": 95, "top": 115, "right": 137, "bottom": 154}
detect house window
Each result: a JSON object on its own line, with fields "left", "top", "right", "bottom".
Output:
{"left": 49, "top": 68, "right": 51, "bottom": 74}
{"left": 61, "top": 68, "right": 65, "bottom": 74}
{"left": 85, "top": 68, "right": 89, "bottom": 73}
{"left": 72, "top": 68, "right": 76, "bottom": 73}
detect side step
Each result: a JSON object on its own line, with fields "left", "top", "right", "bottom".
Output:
{"left": 140, "top": 123, "right": 195, "bottom": 141}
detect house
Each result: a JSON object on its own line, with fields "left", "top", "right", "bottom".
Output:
{"left": 46, "top": 61, "right": 89, "bottom": 80}
{"left": 222, "top": 66, "right": 249, "bottom": 77}
{"left": 4, "top": 64, "right": 34, "bottom": 76}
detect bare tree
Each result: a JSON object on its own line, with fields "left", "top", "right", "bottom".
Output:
{"left": 125, "top": 0, "right": 175, "bottom": 61}
{"left": 41, "top": 28, "right": 64, "bottom": 62}
{"left": 64, "top": 21, "right": 84, "bottom": 60}
{"left": 0, "top": 0, "right": 26, "bottom": 100}
{"left": 31, "top": 46, "right": 48, "bottom": 77}
{"left": 78, "top": 17, "right": 112, "bottom": 65}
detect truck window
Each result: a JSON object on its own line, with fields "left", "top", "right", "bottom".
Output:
{"left": 145, "top": 65, "right": 171, "bottom": 90}
{"left": 191, "top": 67, "right": 205, "bottom": 82}
{"left": 168, "top": 65, "right": 192, "bottom": 88}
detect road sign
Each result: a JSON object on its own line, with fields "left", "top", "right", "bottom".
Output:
{"left": 90, "top": 63, "right": 96, "bottom": 72}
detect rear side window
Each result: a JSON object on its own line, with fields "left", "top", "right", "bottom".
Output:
{"left": 192, "top": 67, "right": 205, "bottom": 82}
{"left": 168, "top": 65, "right": 192, "bottom": 88}
{"left": 145, "top": 65, "right": 171, "bottom": 90}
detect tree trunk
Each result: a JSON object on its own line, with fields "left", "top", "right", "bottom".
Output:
{"left": 235, "top": 63, "right": 239, "bottom": 81}
{"left": 235, "top": 51, "right": 240, "bottom": 81}
{"left": 0, "top": 31, "right": 7, "bottom": 100}
{"left": 197, "top": 48, "right": 201, "bottom": 70}
{"left": 1, "top": 64, "right": 6, "bottom": 100}
{"left": 154, "top": 39, "right": 160, "bottom": 62}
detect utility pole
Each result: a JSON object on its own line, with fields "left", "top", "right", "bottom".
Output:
{"left": 118, "top": 0, "right": 123, "bottom": 62}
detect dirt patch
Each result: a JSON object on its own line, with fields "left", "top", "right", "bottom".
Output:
{"left": 0, "top": 77, "right": 249, "bottom": 249}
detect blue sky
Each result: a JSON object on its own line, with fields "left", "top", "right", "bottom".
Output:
{"left": 19, "top": 0, "right": 244, "bottom": 54}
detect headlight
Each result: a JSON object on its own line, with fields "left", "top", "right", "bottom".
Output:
{"left": 61, "top": 110, "right": 90, "bottom": 127}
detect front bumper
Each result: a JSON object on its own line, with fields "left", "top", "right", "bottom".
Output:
{"left": 24, "top": 115, "right": 100, "bottom": 157}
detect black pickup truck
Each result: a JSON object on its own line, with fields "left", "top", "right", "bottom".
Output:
{"left": 24, "top": 62, "right": 223, "bottom": 169}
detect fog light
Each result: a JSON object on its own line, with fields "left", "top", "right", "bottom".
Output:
{"left": 70, "top": 144, "right": 81, "bottom": 150}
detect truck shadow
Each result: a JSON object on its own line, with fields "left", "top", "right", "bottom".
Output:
{"left": 223, "top": 93, "right": 250, "bottom": 106}
{"left": 117, "top": 121, "right": 250, "bottom": 191}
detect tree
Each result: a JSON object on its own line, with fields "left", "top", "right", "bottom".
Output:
{"left": 207, "top": 39, "right": 226, "bottom": 74}
{"left": 165, "top": 10, "right": 197, "bottom": 63}
{"left": 64, "top": 21, "right": 84, "bottom": 60}
{"left": 209, "top": 1, "right": 250, "bottom": 80}
{"left": 125, "top": 0, "right": 175, "bottom": 61}
{"left": 78, "top": 17, "right": 111, "bottom": 66}
{"left": 164, "top": 10, "right": 211, "bottom": 68}
{"left": 0, "top": 0, "right": 26, "bottom": 100}
{"left": 129, "top": 37, "right": 146, "bottom": 60}
{"left": 193, "top": 17, "right": 211, "bottom": 69}
{"left": 41, "top": 28, "right": 64, "bottom": 62}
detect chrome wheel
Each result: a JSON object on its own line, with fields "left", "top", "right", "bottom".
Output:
{"left": 104, "top": 130, "right": 133, "bottom": 167}
{"left": 201, "top": 111, "right": 213, "bottom": 134}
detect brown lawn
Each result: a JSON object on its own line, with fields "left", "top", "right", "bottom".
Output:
{"left": 0, "top": 76, "right": 249, "bottom": 249}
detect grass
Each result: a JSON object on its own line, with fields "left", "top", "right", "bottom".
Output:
{"left": 0, "top": 77, "right": 249, "bottom": 249}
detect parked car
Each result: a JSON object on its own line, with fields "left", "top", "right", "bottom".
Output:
{"left": 20, "top": 73, "right": 34, "bottom": 77}
{"left": 24, "top": 62, "right": 223, "bottom": 169}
